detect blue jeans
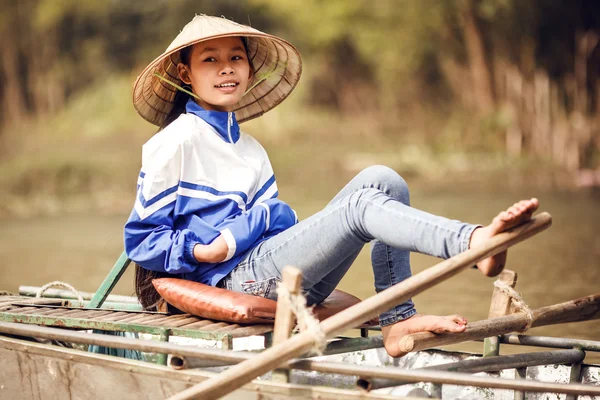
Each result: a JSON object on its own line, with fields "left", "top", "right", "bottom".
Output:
{"left": 217, "top": 165, "right": 479, "bottom": 326}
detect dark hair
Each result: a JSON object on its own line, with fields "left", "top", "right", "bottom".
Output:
{"left": 134, "top": 264, "right": 169, "bottom": 310}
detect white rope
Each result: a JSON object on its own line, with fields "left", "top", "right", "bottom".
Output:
{"left": 36, "top": 281, "right": 85, "bottom": 304}
{"left": 276, "top": 284, "right": 327, "bottom": 356}
{"left": 493, "top": 280, "right": 534, "bottom": 331}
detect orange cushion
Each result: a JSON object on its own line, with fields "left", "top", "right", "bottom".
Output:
{"left": 152, "top": 277, "right": 373, "bottom": 325}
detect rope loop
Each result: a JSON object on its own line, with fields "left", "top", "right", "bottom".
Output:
{"left": 276, "top": 284, "right": 327, "bottom": 356}
{"left": 36, "top": 281, "right": 85, "bottom": 305}
{"left": 493, "top": 279, "right": 534, "bottom": 332}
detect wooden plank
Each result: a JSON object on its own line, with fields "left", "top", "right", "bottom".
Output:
{"left": 483, "top": 270, "right": 517, "bottom": 357}
{"left": 179, "top": 320, "right": 214, "bottom": 329}
{"left": 144, "top": 315, "right": 191, "bottom": 327}
{"left": 272, "top": 267, "right": 303, "bottom": 383}
{"left": 1, "top": 307, "right": 39, "bottom": 314}
{"left": 214, "top": 324, "right": 241, "bottom": 333}
{"left": 273, "top": 267, "right": 302, "bottom": 346}
{"left": 114, "top": 314, "right": 164, "bottom": 324}
{"left": 161, "top": 317, "right": 203, "bottom": 328}
{"left": 36, "top": 308, "right": 86, "bottom": 317}
{"left": 92, "top": 311, "right": 130, "bottom": 321}
{"left": 126, "top": 314, "right": 173, "bottom": 325}
{"left": 3, "top": 320, "right": 598, "bottom": 399}
{"left": 190, "top": 322, "right": 229, "bottom": 331}
{"left": 0, "top": 335, "right": 398, "bottom": 400}
{"left": 16, "top": 307, "right": 62, "bottom": 315}
{"left": 228, "top": 325, "right": 274, "bottom": 338}
{"left": 61, "top": 310, "right": 115, "bottom": 319}
{"left": 112, "top": 313, "right": 158, "bottom": 323}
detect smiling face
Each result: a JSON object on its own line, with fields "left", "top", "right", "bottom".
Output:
{"left": 177, "top": 37, "right": 252, "bottom": 112}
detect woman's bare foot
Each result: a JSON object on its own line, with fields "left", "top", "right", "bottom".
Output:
{"left": 469, "top": 198, "right": 539, "bottom": 277}
{"left": 382, "top": 314, "right": 467, "bottom": 358}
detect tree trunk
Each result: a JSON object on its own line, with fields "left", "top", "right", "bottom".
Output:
{"left": 461, "top": 0, "right": 496, "bottom": 113}
{"left": 0, "top": 12, "right": 29, "bottom": 128}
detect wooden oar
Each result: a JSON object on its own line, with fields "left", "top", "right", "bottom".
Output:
{"left": 167, "top": 212, "right": 552, "bottom": 400}
{"left": 398, "top": 292, "right": 600, "bottom": 353}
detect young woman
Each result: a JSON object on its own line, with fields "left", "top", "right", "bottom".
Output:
{"left": 125, "top": 15, "right": 539, "bottom": 357}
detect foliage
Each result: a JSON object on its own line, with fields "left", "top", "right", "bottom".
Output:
{"left": 0, "top": 0, "right": 599, "bottom": 216}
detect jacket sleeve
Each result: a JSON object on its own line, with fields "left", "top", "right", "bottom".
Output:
{"left": 124, "top": 140, "right": 214, "bottom": 274}
{"left": 262, "top": 198, "right": 298, "bottom": 235}
{"left": 214, "top": 205, "right": 270, "bottom": 261}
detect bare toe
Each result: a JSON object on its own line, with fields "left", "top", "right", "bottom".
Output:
{"left": 432, "top": 315, "right": 467, "bottom": 333}
{"left": 471, "top": 198, "right": 540, "bottom": 277}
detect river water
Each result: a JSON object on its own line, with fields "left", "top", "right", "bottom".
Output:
{"left": 1, "top": 187, "right": 598, "bottom": 359}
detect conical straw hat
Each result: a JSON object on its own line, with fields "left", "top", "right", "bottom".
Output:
{"left": 133, "top": 15, "right": 302, "bottom": 126}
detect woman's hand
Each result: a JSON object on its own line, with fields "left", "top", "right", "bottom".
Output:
{"left": 193, "top": 235, "right": 229, "bottom": 263}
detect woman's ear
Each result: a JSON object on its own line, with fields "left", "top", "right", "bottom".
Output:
{"left": 177, "top": 63, "right": 192, "bottom": 85}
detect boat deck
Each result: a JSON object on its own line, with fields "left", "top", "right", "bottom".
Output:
{"left": 0, "top": 295, "right": 273, "bottom": 348}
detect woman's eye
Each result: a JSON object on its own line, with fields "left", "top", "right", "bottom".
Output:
{"left": 232, "top": 55, "right": 244, "bottom": 61}
{"left": 203, "top": 57, "right": 216, "bottom": 62}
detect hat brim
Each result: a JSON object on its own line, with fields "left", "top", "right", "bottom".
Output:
{"left": 133, "top": 23, "right": 302, "bottom": 127}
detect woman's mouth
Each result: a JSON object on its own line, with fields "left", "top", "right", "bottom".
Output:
{"left": 214, "top": 82, "right": 239, "bottom": 93}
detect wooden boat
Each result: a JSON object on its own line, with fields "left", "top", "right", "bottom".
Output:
{"left": 1, "top": 315, "right": 600, "bottom": 399}
{"left": 1, "top": 212, "right": 599, "bottom": 399}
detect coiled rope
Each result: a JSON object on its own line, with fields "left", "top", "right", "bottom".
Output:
{"left": 36, "top": 281, "right": 85, "bottom": 305}
{"left": 276, "top": 284, "right": 327, "bottom": 355}
{"left": 493, "top": 279, "right": 534, "bottom": 331}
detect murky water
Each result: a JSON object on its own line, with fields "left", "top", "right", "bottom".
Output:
{"left": 1, "top": 187, "right": 599, "bottom": 360}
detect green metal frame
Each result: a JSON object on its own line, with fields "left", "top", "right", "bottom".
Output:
{"left": 88, "top": 251, "right": 132, "bottom": 309}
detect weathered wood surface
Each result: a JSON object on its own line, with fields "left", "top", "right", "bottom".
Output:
{"left": 2, "top": 325, "right": 600, "bottom": 399}
{"left": 483, "top": 270, "right": 517, "bottom": 357}
{"left": 0, "top": 296, "right": 274, "bottom": 339}
{"left": 271, "top": 267, "right": 303, "bottom": 383}
{"left": 0, "top": 335, "right": 399, "bottom": 400}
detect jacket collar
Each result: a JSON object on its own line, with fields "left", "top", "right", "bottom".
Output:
{"left": 185, "top": 98, "right": 240, "bottom": 144}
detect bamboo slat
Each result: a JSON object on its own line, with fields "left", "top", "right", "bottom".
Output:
{"left": 161, "top": 317, "right": 203, "bottom": 328}
{"left": 213, "top": 324, "right": 241, "bottom": 333}
{"left": 18, "top": 307, "right": 59, "bottom": 315}
{"left": 61, "top": 310, "right": 115, "bottom": 319}
{"left": 94, "top": 312, "right": 131, "bottom": 322}
{"left": 226, "top": 325, "right": 274, "bottom": 337}
{"left": 2, "top": 307, "right": 39, "bottom": 314}
{"left": 144, "top": 315, "right": 190, "bottom": 326}
{"left": 125, "top": 314, "right": 172, "bottom": 325}
{"left": 178, "top": 320, "right": 214, "bottom": 329}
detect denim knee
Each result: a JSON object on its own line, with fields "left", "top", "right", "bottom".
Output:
{"left": 357, "top": 165, "right": 409, "bottom": 206}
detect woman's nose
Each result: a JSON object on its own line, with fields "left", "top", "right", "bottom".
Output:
{"left": 220, "top": 65, "right": 234, "bottom": 75}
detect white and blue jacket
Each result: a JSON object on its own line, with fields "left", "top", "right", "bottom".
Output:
{"left": 124, "top": 99, "right": 297, "bottom": 286}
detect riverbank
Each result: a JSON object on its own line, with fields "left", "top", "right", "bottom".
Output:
{"left": 0, "top": 75, "right": 596, "bottom": 219}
